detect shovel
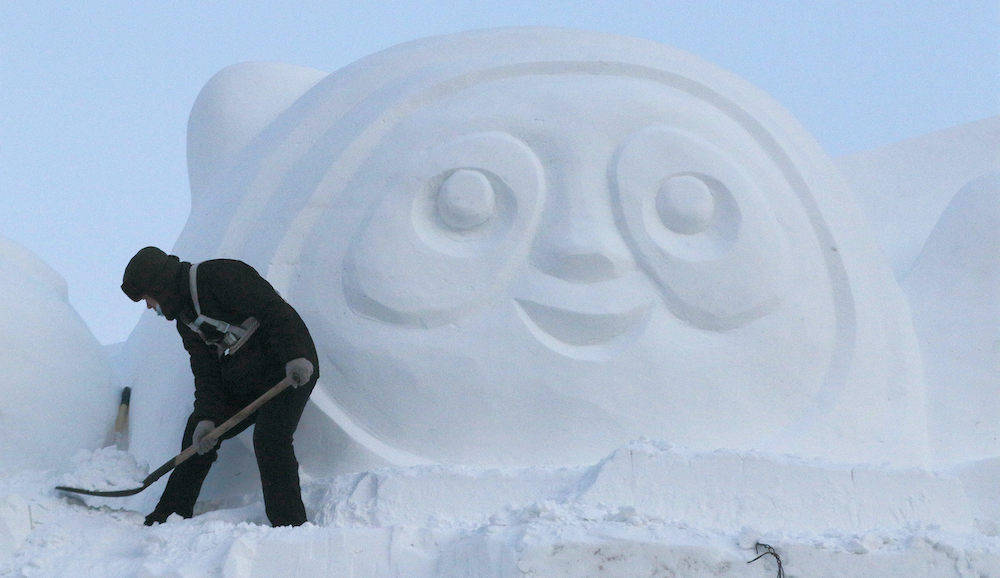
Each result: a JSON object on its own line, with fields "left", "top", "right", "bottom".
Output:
{"left": 55, "top": 376, "right": 295, "bottom": 498}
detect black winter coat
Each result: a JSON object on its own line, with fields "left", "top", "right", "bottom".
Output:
{"left": 173, "top": 259, "right": 319, "bottom": 423}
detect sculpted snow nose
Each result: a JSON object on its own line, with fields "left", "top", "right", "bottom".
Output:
{"left": 529, "top": 202, "right": 634, "bottom": 284}
{"left": 516, "top": 191, "right": 652, "bottom": 351}
{"left": 531, "top": 246, "right": 625, "bottom": 283}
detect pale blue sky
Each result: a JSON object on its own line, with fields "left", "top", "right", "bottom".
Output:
{"left": 2, "top": 1, "right": 997, "bottom": 344}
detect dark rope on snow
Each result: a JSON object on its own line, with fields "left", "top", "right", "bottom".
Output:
{"left": 747, "top": 542, "right": 785, "bottom": 578}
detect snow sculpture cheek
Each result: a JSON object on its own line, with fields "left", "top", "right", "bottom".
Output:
{"left": 342, "top": 132, "right": 544, "bottom": 327}
{"left": 612, "top": 126, "right": 790, "bottom": 329}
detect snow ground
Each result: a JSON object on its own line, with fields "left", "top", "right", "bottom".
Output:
{"left": 4, "top": 442, "right": 1000, "bottom": 576}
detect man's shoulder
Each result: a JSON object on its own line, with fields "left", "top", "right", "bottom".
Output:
{"left": 197, "top": 259, "right": 260, "bottom": 280}
{"left": 198, "top": 258, "right": 253, "bottom": 269}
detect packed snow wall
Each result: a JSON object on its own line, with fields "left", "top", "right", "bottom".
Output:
{"left": 0, "top": 235, "right": 117, "bottom": 471}
{"left": 837, "top": 121, "right": 1000, "bottom": 464}
{"left": 120, "top": 29, "right": 928, "bottom": 500}
{"left": 905, "top": 172, "right": 999, "bottom": 463}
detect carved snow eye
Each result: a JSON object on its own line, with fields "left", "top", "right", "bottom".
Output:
{"left": 655, "top": 174, "right": 717, "bottom": 235}
{"left": 612, "top": 126, "right": 789, "bottom": 330}
{"left": 436, "top": 169, "right": 497, "bottom": 231}
{"left": 344, "top": 132, "right": 545, "bottom": 327}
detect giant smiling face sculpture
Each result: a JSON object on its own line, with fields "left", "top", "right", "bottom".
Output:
{"left": 180, "top": 28, "right": 925, "bottom": 468}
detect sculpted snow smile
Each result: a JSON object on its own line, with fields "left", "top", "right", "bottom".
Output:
{"left": 513, "top": 255, "right": 655, "bottom": 348}
{"left": 513, "top": 293, "right": 653, "bottom": 348}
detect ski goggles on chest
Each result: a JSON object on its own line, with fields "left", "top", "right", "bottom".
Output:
{"left": 188, "top": 315, "right": 259, "bottom": 358}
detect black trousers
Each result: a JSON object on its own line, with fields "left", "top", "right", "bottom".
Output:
{"left": 147, "top": 376, "right": 316, "bottom": 527}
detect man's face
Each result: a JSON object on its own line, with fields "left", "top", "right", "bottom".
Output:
{"left": 141, "top": 295, "right": 165, "bottom": 318}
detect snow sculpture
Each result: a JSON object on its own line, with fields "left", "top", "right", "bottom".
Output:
{"left": 130, "top": 28, "right": 925, "bottom": 477}
{"left": 0, "top": 235, "right": 116, "bottom": 470}
{"left": 906, "top": 172, "right": 1000, "bottom": 463}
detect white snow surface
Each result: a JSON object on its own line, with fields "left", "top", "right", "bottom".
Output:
{"left": 1, "top": 27, "right": 998, "bottom": 576}
{"left": 904, "top": 172, "right": 1000, "bottom": 465}
{"left": 5, "top": 443, "right": 1000, "bottom": 576}
{"left": 837, "top": 116, "right": 1000, "bottom": 281}
{"left": 0, "top": 235, "right": 117, "bottom": 472}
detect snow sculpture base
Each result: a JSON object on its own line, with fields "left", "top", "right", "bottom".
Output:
{"left": 219, "top": 443, "right": 996, "bottom": 577}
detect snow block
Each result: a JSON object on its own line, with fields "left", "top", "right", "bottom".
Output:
{"left": 576, "top": 442, "right": 974, "bottom": 535}
{"left": 217, "top": 442, "right": 990, "bottom": 577}
{"left": 218, "top": 521, "right": 1000, "bottom": 577}
{"left": 304, "top": 442, "right": 973, "bottom": 537}
{"left": 311, "top": 465, "right": 584, "bottom": 528}
{"left": 317, "top": 442, "right": 973, "bottom": 531}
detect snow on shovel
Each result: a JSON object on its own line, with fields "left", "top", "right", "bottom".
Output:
{"left": 56, "top": 376, "right": 295, "bottom": 498}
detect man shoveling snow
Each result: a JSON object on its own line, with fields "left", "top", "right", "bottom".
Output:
{"left": 120, "top": 247, "right": 319, "bottom": 527}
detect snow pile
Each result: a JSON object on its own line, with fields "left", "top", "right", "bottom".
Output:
{"left": 0, "top": 235, "right": 117, "bottom": 472}
{"left": 835, "top": 117, "right": 999, "bottom": 466}
{"left": 58, "top": 447, "right": 148, "bottom": 496}
{"left": 838, "top": 120, "right": 999, "bottom": 465}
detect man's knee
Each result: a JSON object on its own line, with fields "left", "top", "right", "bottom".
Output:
{"left": 252, "top": 425, "right": 295, "bottom": 455}
{"left": 251, "top": 386, "right": 310, "bottom": 448}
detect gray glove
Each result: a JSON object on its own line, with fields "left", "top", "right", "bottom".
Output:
{"left": 192, "top": 420, "right": 217, "bottom": 455}
{"left": 285, "top": 358, "right": 314, "bottom": 388}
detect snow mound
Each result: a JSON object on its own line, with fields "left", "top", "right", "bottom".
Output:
{"left": 0, "top": 234, "right": 117, "bottom": 471}
{"left": 57, "top": 447, "right": 149, "bottom": 502}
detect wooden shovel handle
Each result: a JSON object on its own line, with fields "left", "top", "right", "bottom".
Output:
{"left": 172, "top": 375, "right": 296, "bottom": 466}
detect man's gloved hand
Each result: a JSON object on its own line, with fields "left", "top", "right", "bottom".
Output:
{"left": 285, "top": 358, "right": 314, "bottom": 388}
{"left": 192, "top": 420, "right": 216, "bottom": 455}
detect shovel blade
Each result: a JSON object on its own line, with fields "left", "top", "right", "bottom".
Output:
{"left": 55, "top": 484, "right": 147, "bottom": 497}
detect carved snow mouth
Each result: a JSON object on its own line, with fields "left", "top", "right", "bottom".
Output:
{"left": 514, "top": 297, "right": 652, "bottom": 346}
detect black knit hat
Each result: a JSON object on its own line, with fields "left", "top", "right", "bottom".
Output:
{"left": 121, "top": 246, "right": 181, "bottom": 302}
